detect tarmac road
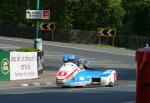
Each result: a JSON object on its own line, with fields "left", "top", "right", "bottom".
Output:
{"left": 0, "top": 85, "right": 135, "bottom": 103}
{"left": 0, "top": 36, "right": 136, "bottom": 103}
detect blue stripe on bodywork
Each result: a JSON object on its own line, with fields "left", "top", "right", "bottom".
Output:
{"left": 65, "top": 69, "right": 112, "bottom": 85}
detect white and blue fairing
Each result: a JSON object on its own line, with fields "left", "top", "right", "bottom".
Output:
{"left": 56, "top": 62, "right": 117, "bottom": 87}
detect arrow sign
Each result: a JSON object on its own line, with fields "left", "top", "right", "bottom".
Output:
{"left": 97, "top": 28, "right": 116, "bottom": 37}
{"left": 47, "top": 23, "right": 51, "bottom": 30}
{"left": 98, "top": 29, "right": 104, "bottom": 36}
{"left": 39, "top": 22, "right": 55, "bottom": 31}
{"left": 107, "top": 30, "right": 112, "bottom": 36}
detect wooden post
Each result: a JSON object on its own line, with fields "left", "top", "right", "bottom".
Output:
{"left": 112, "top": 36, "right": 115, "bottom": 46}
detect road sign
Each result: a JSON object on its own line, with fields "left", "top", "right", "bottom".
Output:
{"left": 39, "top": 22, "right": 55, "bottom": 31}
{"left": 26, "top": 10, "right": 50, "bottom": 19}
{"left": 97, "top": 28, "right": 116, "bottom": 37}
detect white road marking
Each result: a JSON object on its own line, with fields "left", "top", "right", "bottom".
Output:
{"left": 32, "top": 83, "right": 40, "bottom": 86}
{"left": 126, "top": 85, "right": 136, "bottom": 87}
{"left": 45, "top": 55, "right": 64, "bottom": 57}
{"left": 45, "top": 82, "right": 53, "bottom": 85}
{"left": 121, "top": 101, "right": 135, "bottom": 103}
{"left": 0, "top": 37, "right": 33, "bottom": 43}
{"left": 20, "top": 84, "right": 29, "bottom": 87}
{"left": 0, "top": 43, "right": 20, "bottom": 48}
{"left": 0, "top": 86, "right": 28, "bottom": 90}
{"left": 66, "top": 86, "right": 112, "bottom": 92}
{"left": 0, "top": 37, "right": 135, "bottom": 56}
{"left": 43, "top": 43, "right": 135, "bottom": 57}
{"left": 0, "top": 82, "right": 54, "bottom": 90}
{"left": 91, "top": 60, "right": 122, "bottom": 63}
{"left": 49, "top": 51, "right": 66, "bottom": 55}
{"left": 101, "top": 65, "right": 135, "bottom": 68}
{"left": 6, "top": 91, "right": 47, "bottom": 95}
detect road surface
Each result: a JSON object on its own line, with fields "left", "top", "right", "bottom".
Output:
{"left": 0, "top": 36, "right": 136, "bottom": 103}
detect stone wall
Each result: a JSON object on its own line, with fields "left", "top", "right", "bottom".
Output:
{"left": 0, "top": 25, "right": 97, "bottom": 44}
{"left": 0, "top": 25, "right": 34, "bottom": 39}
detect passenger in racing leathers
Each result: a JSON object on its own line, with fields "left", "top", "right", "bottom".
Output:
{"left": 63, "top": 54, "right": 90, "bottom": 69}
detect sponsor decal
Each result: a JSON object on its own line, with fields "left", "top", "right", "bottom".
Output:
{"left": 1, "top": 58, "right": 9, "bottom": 75}
{"left": 56, "top": 68, "right": 78, "bottom": 82}
{"left": 74, "top": 82, "right": 86, "bottom": 86}
{"left": 80, "top": 77, "right": 84, "bottom": 80}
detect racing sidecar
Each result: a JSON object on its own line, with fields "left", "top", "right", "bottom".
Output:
{"left": 56, "top": 62, "right": 117, "bottom": 87}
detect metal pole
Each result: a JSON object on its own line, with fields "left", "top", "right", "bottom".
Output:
{"left": 27, "top": 0, "right": 30, "bottom": 9}
{"left": 52, "top": 31, "right": 53, "bottom": 41}
{"left": 36, "top": 0, "right": 40, "bottom": 39}
{"left": 99, "top": 36, "right": 101, "bottom": 44}
{"left": 34, "top": 0, "right": 40, "bottom": 49}
{"left": 107, "top": 36, "right": 108, "bottom": 45}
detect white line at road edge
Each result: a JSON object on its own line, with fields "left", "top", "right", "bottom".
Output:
{"left": 0, "top": 43, "right": 20, "bottom": 48}
{"left": 0, "top": 37, "right": 135, "bottom": 56}
{"left": 6, "top": 91, "right": 47, "bottom": 95}
{"left": 121, "top": 101, "right": 135, "bottom": 103}
{"left": 126, "top": 85, "right": 136, "bottom": 87}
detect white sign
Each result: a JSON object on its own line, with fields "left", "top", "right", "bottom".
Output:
{"left": 10, "top": 52, "right": 38, "bottom": 80}
{"left": 26, "top": 10, "right": 50, "bottom": 19}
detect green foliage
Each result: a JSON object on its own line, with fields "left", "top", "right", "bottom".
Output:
{"left": 0, "top": 0, "right": 149, "bottom": 37}
{"left": 122, "top": 0, "right": 150, "bottom": 36}
{"left": 16, "top": 47, "right": 40, "bottom": 52}
{"left": 0, "top": 0, "right": 27, "bottom": 26}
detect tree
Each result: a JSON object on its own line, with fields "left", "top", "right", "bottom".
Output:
{"left": 0, "top": 0, "right": 149, "bottom": 38}
{"left": 122, "top": 0, "right": 150, "bottom": 36}
{"left": 0, "top": 0, "right": 26, "bottom": 26}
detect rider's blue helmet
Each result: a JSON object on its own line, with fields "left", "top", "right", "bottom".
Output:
{"left": 63, "top": 54, "right": 76, "bottom": 63}
{"left": 63, "top": 55, "right": 69, "bottom": 63}
{"left": 68, "top": 54, "right": 76, "bottom": 61}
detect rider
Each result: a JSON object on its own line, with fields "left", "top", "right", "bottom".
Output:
{"left": 63, "top": 54, "right": 90, "bottom": 69}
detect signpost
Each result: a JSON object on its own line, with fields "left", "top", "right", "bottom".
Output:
{"left": 39, "top": 22, "right": 56, "bottom": 40}
{"left": 97, "top": 28, "right": 116, "bottom": 45}
{"left": 26, "top": 0, "right": 50, "bottom": 50}
{"left": 97, "top": 28, "right": 116, "bottom": 37}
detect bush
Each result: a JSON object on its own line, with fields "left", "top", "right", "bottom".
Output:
{"left": 16, "top": 47, "right": 40, "bottom": 52}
